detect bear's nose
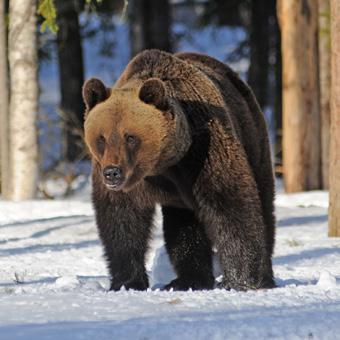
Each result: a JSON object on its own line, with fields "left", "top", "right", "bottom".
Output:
{"left": 103, "top": 166, "right": 123, "bottom": 183}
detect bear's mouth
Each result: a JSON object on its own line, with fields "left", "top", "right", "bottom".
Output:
{"left": 105, "top": 182, "right": 125, "bottom": 191}
{"left": 102, "top": 165, "right": 127, "bottom": 191}
{"left": 103, "top": 175, "right": 126, "bottom": 191}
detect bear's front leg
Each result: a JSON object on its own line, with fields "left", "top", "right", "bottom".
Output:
{"left": 194, "top": 133, "right": 275, "bottom": 290}
{"left": 92, "top": 185, "right": 154, "bottom": 291}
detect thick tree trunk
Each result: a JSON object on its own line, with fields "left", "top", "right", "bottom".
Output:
{"left": 8, "top": 0, "right": 38, "bottom": 200}
{"left": 318, "top": 0, "right": 331, "bottom": 189}
{"left": 248, "top": 0, "right": 270, "bottom": 110}
{"left": 0, "top": 0, "right": 9, "bottom": 197}
{"left": 56, "top": 0, "right": 85, "bottom": 162}
{"left": 329, "top": 0, "right": 340, "bottom": 236}
{"left": 278, "top": 0, "right": 321, "bottom": 192}
{"left": 129, "top": 0, "right": 172, "bottom": 57}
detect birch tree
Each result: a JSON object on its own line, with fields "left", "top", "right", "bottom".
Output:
{"left": 0, "top": 0, "right": 9, "bottom": 197}
{"left": 329, "top": 0, "right": 340, "bottom": 236}
{"left": 8, "top": 0, "right": 38, "bottom": 200}
{"left": 277, "top": 0, "right": 321, "bottom": 192}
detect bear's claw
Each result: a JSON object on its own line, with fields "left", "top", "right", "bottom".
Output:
{"left": 110, "top": 277, "right": 149, "bottom": 291}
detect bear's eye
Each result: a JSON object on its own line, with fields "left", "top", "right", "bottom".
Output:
{"left": 125, "top": 134, "right": 137, "bottom": 147}
{"left": 96, "top": 135, "right": 106, "bottom": 155}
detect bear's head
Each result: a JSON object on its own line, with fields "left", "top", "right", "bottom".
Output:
{"left": 83, "top": 77, "right": 191, "bottom": 192}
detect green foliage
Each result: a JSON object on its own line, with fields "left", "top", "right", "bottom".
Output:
{"left": 37, "top": 0, "right": 58, "bottom": 33}
{"left": 37, "top": 0, "right": 127, "bottom": 34}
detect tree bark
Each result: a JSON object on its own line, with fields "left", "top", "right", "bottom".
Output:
{"left": 0, "top": 0, "right": 9, "bottom": 197}
{"left": 272, "top": 0, "right": 282, "bottom": 172}
{"left": 8, "top": 0, "right": 38, "bottom": 200}
{"left": 329, "top": 0, "right": 340, "bottom": 236}
{"left": 248, "top": 0, "right": 270, "bottom": 110}
{"left": 56, "top": 0, "right": 85, "bottom": 162}
{"left": 318, "top": 0, "right": 331, "bottom": 189}
{"left": 129, "top": 0, "right": 172, "bottom": 57}
{"left": 128, "top": 0, "right": 144, "bottom": 57}
{"left": 277, "top": 0, "right": 321, "bottom": 192}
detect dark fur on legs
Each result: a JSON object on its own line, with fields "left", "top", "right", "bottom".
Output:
{"left": 193, "top": 124, "right": 275, "bottom": 290}
{"left": 92, "top": 164, "right": 154, "bottom": 291}
{"left": 162, "top": 206, "right": 214, "bottom": 290}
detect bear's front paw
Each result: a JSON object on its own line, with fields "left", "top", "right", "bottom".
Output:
{"left": 164, "top": 276, "right": 215, "bottom": 291}
{"left": 110, "top": 275, "right": 149, "bottom": 291}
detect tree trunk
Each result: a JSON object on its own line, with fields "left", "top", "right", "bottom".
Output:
{"left": 277, "top": 0, "right": 321, "bottom": 192}
{"left": 248, "top": 0, "right": 270, "bottom": 110}
{"left": 0, "top": 0, "right": 9, "bottom": 197}
{"left": 213, "top": 0, "right": 244, "bottom": 27}
{"left": 129, "top": 0, "right": 172, "bottom": 57}
{"left": 272, "top": 0, "right": 282, "bottom": 173}
{"left": 329, "top": 0, "right": 340, "bottom": 236}
{"left": 128, "top": 0, "right": 144, "bottom": 57}
{"left": 318, "top": 0, "right": 331, "bottom": 189}
{"left": 56, "top": 0, "right": 85, "bottom": 162}
{"left": 8, "top": 0, "right": 38, "bottom": 200}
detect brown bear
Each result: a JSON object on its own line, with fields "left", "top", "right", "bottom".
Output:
{"left": 82, "top": 49, "right": 275, "bottom": 291}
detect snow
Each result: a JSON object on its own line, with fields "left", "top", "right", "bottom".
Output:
{"left": 1, "top": 189, "right": 340, "bottom": 339}
{"left": 317, "top": 271, "right": 337, "bottom": 290}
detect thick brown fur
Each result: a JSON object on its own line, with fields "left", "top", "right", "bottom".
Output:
{"left": 83, "top": 49, "right": 276, "bottom": 291}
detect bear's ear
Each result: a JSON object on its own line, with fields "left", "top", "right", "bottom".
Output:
{"left": 82, "top": 78, "right": 111, "bottom": 112}
{"left": 139, "top": 78, "right": 169, "bottom": 111}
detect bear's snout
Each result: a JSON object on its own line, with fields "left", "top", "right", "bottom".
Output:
{"left": 103, "top": 166, "right": 125, "bottom": 190}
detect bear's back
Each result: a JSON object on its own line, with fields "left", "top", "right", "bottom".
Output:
{"left": 175, "top": 52, "right": 269, "bottom": 174}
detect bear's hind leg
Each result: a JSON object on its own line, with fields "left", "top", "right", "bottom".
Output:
{"left": 193, "top": 129, "right": 275, "bottom": 290}
{"left": 162, "top": 206, "right": 215, "bottom": 291}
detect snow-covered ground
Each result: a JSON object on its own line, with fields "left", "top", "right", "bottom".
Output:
{"left": 1, "top": 189, "right": 340, "bottom": 339}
